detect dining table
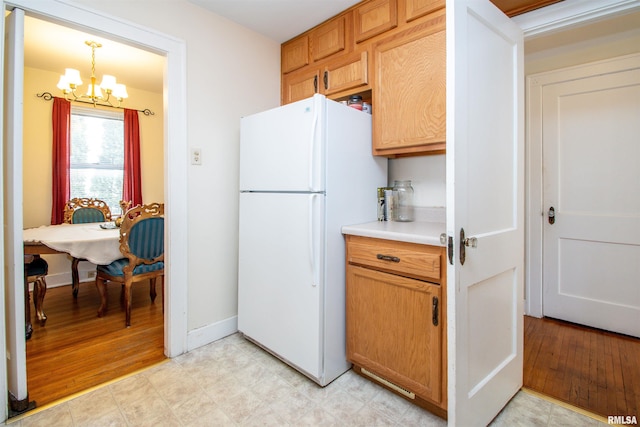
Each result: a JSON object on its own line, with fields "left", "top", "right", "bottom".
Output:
{"left": 23, "top": 222, "right": 122, "bottom": 332}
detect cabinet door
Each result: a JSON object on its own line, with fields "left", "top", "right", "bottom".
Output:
{"left": 282, "top": 35, "right": 309, "bottom": 74}
{"left": 346, "top": 265, "right": 442, "bottom": 404}
{"left": 311, "top": 16, "right": 346, "bottom": 62}
{"left": 405, "top": 0, "right": 445, "bottom": 22}
{"left": 354, "top": 0, "right": 398, "bottom": 43}
{"left": 282, "top": 67, "right": 320, "bottom": 104}
{"left": 324, "top": 51, "right": 369, "bottom": 96}
{"left": 373, "top": 14, "right": 446, "bottom": 156}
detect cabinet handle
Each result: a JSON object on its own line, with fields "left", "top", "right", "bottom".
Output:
{"left": 323, "top": 71, "right": 328, "bottom": 90}
{"left": 313, "top": 75, "right": 318, "bottom": 93}
{"left": 432, "top": 296, "right": 439, "bottom": 326}
{"left": 376, "top": 254, "right": 400, "bottom": 263}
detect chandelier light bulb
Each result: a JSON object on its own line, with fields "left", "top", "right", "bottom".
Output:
{"left": 100, "top": 75, "right": 117, "bottom": 91}
{"left": 64, "top": 68, "right": 82, "bottom": 87}
{"left": 56, "top": 75, "right": 71, "bottom": 92}
{"left": 113, "top": 83, "right": 128, "bottom": 100}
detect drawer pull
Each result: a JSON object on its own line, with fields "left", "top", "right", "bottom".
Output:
{"left": 376, "top": 254, "right": 400, "bottom": 263}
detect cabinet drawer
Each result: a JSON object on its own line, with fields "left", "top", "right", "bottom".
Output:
{"left": 347, "top": 236, "right": 441, "bottom": 283}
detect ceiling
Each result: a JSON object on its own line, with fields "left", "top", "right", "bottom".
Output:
{"left": 187, "top": 0, "right": 362, "bottom": 43}
{"left": 23, "top": 1, "right": 639, "bottom": 98}
{"left": 24, "top": 16, "right": 165, "bottom": 94}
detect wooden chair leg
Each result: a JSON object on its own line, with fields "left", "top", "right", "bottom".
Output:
{"left": 124, "top": 281, "right": 132, "bottom": 327}
{"left": 96, "top": 277, "right": 108, "bottom": 317}
{"left": 149, "top": 278, "right": 157, "bottom": 302}
{"left": 33, "top": 276, "right": 48, "bottom": 326}
{"left": 71, "top": 257, "right": 81, "bottom": 298}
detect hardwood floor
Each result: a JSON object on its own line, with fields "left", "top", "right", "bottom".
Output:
{"left": 524, "top": 315, "right": 639, "bottom": 418}
{"left": 26, "top": 279, "right": 165, "bottom": 407}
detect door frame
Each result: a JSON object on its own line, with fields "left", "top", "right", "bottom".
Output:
{"left": 512, "top": 0, "right": 640, "bottom": 317}
{"left": 0, "top": 0, "right": 188, "bottom": 419}
{"left": 525, "top": 52, "right": 640, "bottom": 317}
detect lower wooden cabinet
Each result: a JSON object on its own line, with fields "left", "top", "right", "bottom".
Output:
{"left": 345, "top": 235, "right": 447, "bottom": 418}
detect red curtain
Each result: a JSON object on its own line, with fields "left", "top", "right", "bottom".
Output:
{"left": 51, "top": 97, "right": 71, "bottom": 224}
{"left": 123, "top": 108, "right": 142, "bottom": 207}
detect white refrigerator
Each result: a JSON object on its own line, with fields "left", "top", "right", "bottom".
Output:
{"left": 238, "top": 94, "right": 387, "bottom": 386}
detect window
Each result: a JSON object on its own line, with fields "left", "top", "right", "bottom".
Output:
{"left": 70, "top": 106, "right": 124, "bottom": 214}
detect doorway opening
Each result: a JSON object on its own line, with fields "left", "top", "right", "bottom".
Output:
{"left": 22, "top": 15, "right": 166, "bottom": 407}
{"left": 3, "top": 1, "right": 189, "bottom": 417}
{"left": 523, "top": 7, "right": 640, "bottom": 419}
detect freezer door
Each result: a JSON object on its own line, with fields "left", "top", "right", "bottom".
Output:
{"left": 240, "top": 95, "right": 324, "bottom": 192}
{"left": 238, "top": 192, "right": 324, "bottom": 379}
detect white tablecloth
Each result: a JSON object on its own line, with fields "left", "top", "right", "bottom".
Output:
{"left": 23, "top": 223, "right": 122, "bottom": 265}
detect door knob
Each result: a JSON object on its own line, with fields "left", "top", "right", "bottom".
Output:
{"left": 548, "top": 206, "right": 555, "bottom": 224}
{"left": 464, "top": 237, "right": 478, "bottom": 248}
{"left": 459, "top": 228, "right": 477, "bottom": 265}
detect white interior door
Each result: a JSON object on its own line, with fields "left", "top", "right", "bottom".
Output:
{"left": 446, "top": 1, "right": 524, "bottom": 425}
{"left": 3, "top": 7, "right": 28, "bottom": 414}
{"left": 542, "top": 57, "right": 640, "bottom": 337}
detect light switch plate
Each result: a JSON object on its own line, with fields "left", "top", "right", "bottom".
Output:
{"left": 191, "top": 147, "right": 202, "bottom": 165}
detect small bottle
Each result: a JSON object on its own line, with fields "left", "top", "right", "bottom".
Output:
{"left": 393, "top": 180, "right": 414, "bottom": 222}
{"left": 347, "top": 95, "right": 363, "bottom": 110}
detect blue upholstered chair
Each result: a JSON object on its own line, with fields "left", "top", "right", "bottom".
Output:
{"left": 24, "top": 255, "right": 49, "bottom": 335}
{"left": 63, "top": 198, "right": 112, "bottom": 297}
{"left": 95, "top": 203, "right": 164, "bottom": 327}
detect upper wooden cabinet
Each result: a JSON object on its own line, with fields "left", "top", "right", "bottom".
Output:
{"left": 281, "top": 0, "right": 554, "bottom": 154}
{"left": 373, "top": 12, "right": 446, "bottom": 156}
{"left": 354, "top": 0, "right": 398, "bottom": 43}
{"left": 324, "top": 51, "right": 369, "bottom": 96}
{"left": 312, "top": 16, "right": 347, "bottom": 61}
{"left": 282, "top": 36, "right": 310, "bottom": 74}
{"left": 282, "top": 50, "right": 369, "bottom": 104}
{"left": 281, "top": 67, "right": 320, "bottom": 105}
{"left": 405, "top": 0, "right": 445, "bottom": 22}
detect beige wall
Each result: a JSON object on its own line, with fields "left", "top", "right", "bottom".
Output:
{"left": 69, "top": 0, "right": 282, "bottom": 333}
{"left": 23, "top": 67, "right": 164, "bottom": 228}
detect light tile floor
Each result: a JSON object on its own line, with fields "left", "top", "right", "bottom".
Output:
{"left": 8, "top": 333, "right": 607, "bottom": 426}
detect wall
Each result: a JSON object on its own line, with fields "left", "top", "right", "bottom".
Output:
{"left": 524, "top": 12, "right": 640, "bottom": 75}
{"left": 23, "top": 66, "right": 164, "bottom": 285}
{"left": 69, "top": 0, "right": 281, "bottom": 335}
{"left": 388, "top": 155, "right": 446, "bottom": 211}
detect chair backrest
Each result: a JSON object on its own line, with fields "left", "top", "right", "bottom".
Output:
{"left": 64, "top": 198, "right": 112, "bottom": 224}
{"left": 119, "top": 203, "right": 164, "bottom": 270}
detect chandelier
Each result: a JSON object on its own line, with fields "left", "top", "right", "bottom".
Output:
{"left": 56, "top": 40, "right": 128, "bottom": 108}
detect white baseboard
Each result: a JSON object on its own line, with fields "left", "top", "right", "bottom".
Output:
{"left": 186, "top": 315, "right": 238, "bottom": 352}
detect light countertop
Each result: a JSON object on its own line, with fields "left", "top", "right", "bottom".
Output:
{"left": 342, "top": 220, "right": 446, "bottom": 247}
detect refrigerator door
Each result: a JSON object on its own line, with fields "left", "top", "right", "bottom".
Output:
{"left": 240, "top": 95, "right": 325, "bottom": 192}
{"left": 238, "top": 192, "right": 325, "bottom": 379}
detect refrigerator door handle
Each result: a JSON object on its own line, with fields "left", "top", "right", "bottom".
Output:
{"left": 309, "top": 194, "right": 320, "bottom": 287}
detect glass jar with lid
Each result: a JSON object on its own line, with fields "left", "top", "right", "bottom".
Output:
{"left": 393, "top": 180, "right": 414, "bottom": 222}
{"left": 347, "top": 95, "right": 363, "bottom": 110}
